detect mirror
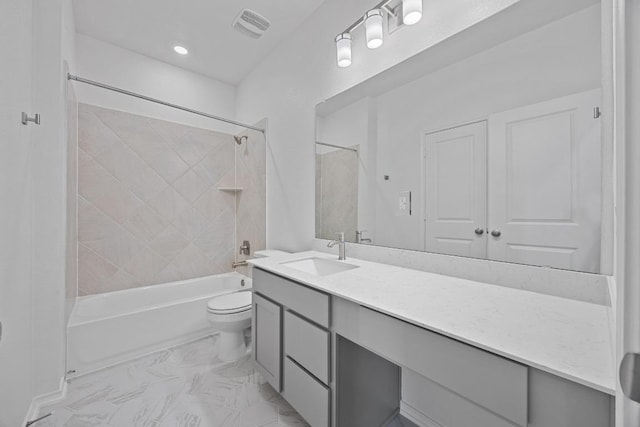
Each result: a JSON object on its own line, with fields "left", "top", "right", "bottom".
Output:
{"left": 315, "top": 0, "right": 609, "bottom": 273}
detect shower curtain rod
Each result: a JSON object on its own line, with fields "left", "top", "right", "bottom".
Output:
{"left": 67, "top": 74, "right": 265, "bottom": 133}
{"left": 316, "top": 141, "right": 358, "bottom": 153}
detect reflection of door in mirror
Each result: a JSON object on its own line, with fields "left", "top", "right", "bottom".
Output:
{"left": 424, "top": 121, "right": 487, "bottom": 258}
{"left": 315, "top": 144, "right": 359, "bottom": 243}
{"left": 423, "top": 90, "right": 601, "bottom": 273}
{"left": 488, "top": 90, "right": 601, "bottom": 273}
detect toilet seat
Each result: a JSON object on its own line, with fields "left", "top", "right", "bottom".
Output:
{"left": 207, "top": 292, "right": 252, "bottom": 315}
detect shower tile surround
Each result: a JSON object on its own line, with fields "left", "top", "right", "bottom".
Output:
{"left": 38, "top": 336, "right": 309, "bottom": 427}
{"left": 315, "top": 147, "right": 359, "bottom": 242}
{"left": 77, "top": 104, "right": 265, "bottom": 295}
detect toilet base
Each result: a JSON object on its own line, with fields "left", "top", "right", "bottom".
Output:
{"left": 218, "top": 331, "right": 247, "bottom": 362}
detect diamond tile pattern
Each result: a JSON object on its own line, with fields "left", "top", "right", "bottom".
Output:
{"left": 77, "top": 104, "right": 265, "bottom": 296}
{"left": 315, "top": 148, "right": 358, "bottom": 242}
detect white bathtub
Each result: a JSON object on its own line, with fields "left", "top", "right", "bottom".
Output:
{"left": 67, "top": 272, "right": 251, "bottom": 377}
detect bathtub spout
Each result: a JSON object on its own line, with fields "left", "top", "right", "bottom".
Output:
{"left": 232, "top": 260, "right": 248, "bottom": 268}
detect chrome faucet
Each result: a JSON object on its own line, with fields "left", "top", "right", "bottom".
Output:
{"left": 327, "top": 232, "right": 346, "bottom": 260}
{"left": 356, "top": 230, "right": 372, "bottom": 244}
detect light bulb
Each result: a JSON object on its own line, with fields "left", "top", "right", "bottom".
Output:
{"left": 335, "top": 33, "right": 352, "bottom": 68}
{"left": 365, "top": 9, "right": 384, "bottom": 49}
{"left": 173, "top": 45, "right": 189, "bottom": 55}
{"left": 402, "top": 0, "right": 422, "bottom": 25}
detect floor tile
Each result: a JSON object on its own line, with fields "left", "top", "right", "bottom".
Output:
{"left": 40, "top": 336, "right": 308, "bottom": 427}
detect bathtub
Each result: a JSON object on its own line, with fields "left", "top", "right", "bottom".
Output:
{"left": 67, "top": 272, "right": 251, "bottom": 377}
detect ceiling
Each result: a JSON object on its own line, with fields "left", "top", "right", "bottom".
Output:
{"left": 73, "top": 0, "right": 327, "bottom": 85}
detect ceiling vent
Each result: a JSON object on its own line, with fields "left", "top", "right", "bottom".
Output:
{"left": 233, "top": 9, "right": 271, "bottom": 39}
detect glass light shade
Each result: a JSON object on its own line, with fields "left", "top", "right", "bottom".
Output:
{"left": 402, "top": 0, "right": 422, "bottom": 25}
{"left": 335, "top": 33, "right": 352, "bottom": 68}
{"left": 365, "top": 9, "right": 384, "bottom": 49}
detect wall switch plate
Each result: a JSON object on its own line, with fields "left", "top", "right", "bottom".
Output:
{"left": 397, "top": 191, "right": 411, "bottom": 216}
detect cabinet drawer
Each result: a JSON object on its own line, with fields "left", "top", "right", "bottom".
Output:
{"left": 283, "top": 356, "right": 330, "bottom": 427}
{"left": 333, "top": 299, "right": 528, "bottom": 427}
{"left": 284, "top": 310, "right": 330, "bottom": 384}
{"left": 253, "top": 268, "right": 330, "bottom": 327}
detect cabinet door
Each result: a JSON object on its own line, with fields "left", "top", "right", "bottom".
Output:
{"left": 252, "top": 293, "right": 282, "bottom": 391}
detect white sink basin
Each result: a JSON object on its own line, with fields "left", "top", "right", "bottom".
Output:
{"left": 280, "top": 257, "right": 359, "bottom": 276}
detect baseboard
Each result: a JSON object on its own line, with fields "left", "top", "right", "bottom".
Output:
{"left": 23, "top": 400, "right": 39, "bottom": 427}
{"left": 22, "top": 377, "right": 67, "bottom": 426}
{"left": 380, "top": 408, "right": 401, "bottom": 426}
{"left": 400, "top": 401, "right": 444, "bottom": 427}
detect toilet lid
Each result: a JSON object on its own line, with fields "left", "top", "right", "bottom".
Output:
{"left": 207, "top": 291, "right": 252, "bottom": 314}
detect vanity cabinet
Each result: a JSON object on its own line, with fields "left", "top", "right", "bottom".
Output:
{"left": 252, "top": 293, "right": 282, "bottom": 391}
{"left": 333, "top": 297, "right": 613, "bottom": 427}
{"left": 284, "top": 310, "right": 330, "bottom": 383}
{"left": 252, "top": 266, "right": 614, "bottom": 427}
{"left": 333, "top": 297, "right": 528, "bottom": 426}
{"left": 253, "top": 268, "right": 332, "bottom": 427}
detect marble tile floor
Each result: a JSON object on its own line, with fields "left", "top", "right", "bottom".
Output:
{"left": 37, "top": 335, "right": 309, "bottom": 427}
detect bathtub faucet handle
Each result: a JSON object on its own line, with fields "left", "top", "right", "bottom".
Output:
{"left": 239, "top": 240, "right": 251, "bottom": 256}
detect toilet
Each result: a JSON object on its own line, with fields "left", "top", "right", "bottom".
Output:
{"left": 207, "top": 249, "right": 290, "bottom": 362}
{"left": 207, "top": 291, "right": 253, "bottom": 362}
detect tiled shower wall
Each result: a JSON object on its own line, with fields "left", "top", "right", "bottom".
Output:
{"left": 315, "top": 147, "right": 358, "bottom": 243}
{"left": 77, "top": 104, "right": 265, "bottom": 295}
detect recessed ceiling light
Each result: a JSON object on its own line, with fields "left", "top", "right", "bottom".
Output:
{"left": 173, "top": 45, "right": 188, "bottom": 55}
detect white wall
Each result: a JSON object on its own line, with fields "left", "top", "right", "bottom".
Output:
{"left": 618, "top": 0, "right": 640, "bottom": 424}
{"left": 374, "top": 5, "right": 601, "bottom": 250}
{"left": 31, "top": 0, "right": 78, "bottom": 398}
{"left": 0, "top": 0, "right": 77, "bottom": 424}
{"left": 75, "top": 34, "right": 238, "bottom": 134}
{"left": 62, "top": 0, "right": 76, "bottom": 74}
{"left": 235, "top": 0, "right": 520, "bottom": 251}
{"left": 0, "top": 0, "right": 35, "bottom": 424}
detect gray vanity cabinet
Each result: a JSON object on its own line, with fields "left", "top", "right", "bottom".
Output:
{"left": 252, "top": 267, "right": 613, "bottom": 427}
{"left": 253, "top": 268, "right": 332, "bottom": 427}
{"left": 284, "top": 310, "right": 330, "bottom": 383}
{"left": 252, "top": 293, "right": 282, "bottom": 391}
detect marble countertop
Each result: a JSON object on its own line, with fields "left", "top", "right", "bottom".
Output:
{"left": 248, "top": 251, "right": 615, "bottom": 395}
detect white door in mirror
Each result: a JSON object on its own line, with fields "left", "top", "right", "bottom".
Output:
{"left": 488, "top": 90, "right": 601, "bottom": 273}
{"left": 424, "top": 121, "right": 488, "bottom": 258}
{"left": 423, "top": 90, "right": 601, "bottom": 273}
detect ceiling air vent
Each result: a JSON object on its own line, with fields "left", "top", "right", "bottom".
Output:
{"left": 232, "top": 9, "right": 271, "bottom": 39}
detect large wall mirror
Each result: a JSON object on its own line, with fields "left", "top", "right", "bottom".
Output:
{"left": 315, "top": 0, "right": 611, "bottom": 274}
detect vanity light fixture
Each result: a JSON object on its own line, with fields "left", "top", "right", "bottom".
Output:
{"left": 402, "top": 0, "right": 423, "bottom": 25}
{"left": 335, "top": 33, "right": 353, "bottom": 68}
{"left": 334, "top": 0, "right": 422, "bottom": 67}
{"left": 365, "top": 9, "right": 384, "bottom": 49}
{"left": 173, "top": 45, "right": 189, "bottom": 55}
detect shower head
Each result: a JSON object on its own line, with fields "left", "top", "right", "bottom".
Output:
{"left": 234, "top": 135, "right": 248, "bottom": 145}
